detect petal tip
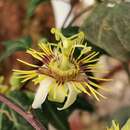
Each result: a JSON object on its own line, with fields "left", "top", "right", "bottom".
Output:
{"left": 32, "top": 102, "right": 41, "bottom": 109}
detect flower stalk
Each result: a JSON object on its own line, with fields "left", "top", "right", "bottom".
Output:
{"left": 0, "top": 94, "right": 46, "bottom": 130}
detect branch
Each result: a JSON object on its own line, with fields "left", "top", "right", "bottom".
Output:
{"left": 99, "top": 64, "right": 123, "bottom": 84}
{"left": 68, "top": 5, "right": 94, "bottom": 27}
{"left": 0, "top": 94, "right": 46, "bottom": 130}
{"left": 62, "top": 7, "right": 73, "bottom": 28}
{"left": 61, "top": 0, "right": 80, "bottom": 28}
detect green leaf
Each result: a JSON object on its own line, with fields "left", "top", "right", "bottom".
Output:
{"left": 122, "top": 118, "right": 130, "bottom": 130}
{"left": 0, "top": 37, "right": 32, "bottom": 62}
{"left": 81, "top": 2, "right": 130, "bottom": 62}
{"left": 0, "top": 91, "right": 93, "bottom": 130}
{"left": 0, "top": 91, "right": 34, "bottom": 130}
{"left": 34, "top": 96, "right": 94, "bottom": 130}
{"left": 62, "top": 26, "right": 79, "bottom": 37}
{"left": 34, "top": 101, "right": 70, "bottom": 130}
{"left": 27, "top": 0, "right": 49, "bottom": 17}
{"left": 72, "top": 96, "right": 94, "bottom": 112}
{"left": 62, "top": 27, "right": 107, "bottom": 55}
{"left": 7, "top": 91, "right": 33, "bottom": 110}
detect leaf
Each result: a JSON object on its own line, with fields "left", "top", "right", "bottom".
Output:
{"left": 0, "top": 91, "right": 93, "bottom": 130}
{"left": 72, "top": 96, "right": 94, "bottom": 112}
{"left": 7, "top": 91, "right": 33, "bottom": 110}
{"left": 0, "top": 37, "right": 32, "bottom": 62}
{"left": 0, "top": 91, "right": 34, "bottom": 130}
{"left": 62, "top": 27, "right": 107, "bottom": 55}
{"left": 34, "top": 96, "right": 94, "bottom": 130}
{"left": 27, "top": 0, "right": 49, "bottom": 17}
{"left": 34, "top": 101, "right": 70, "bottom": 130}
{"left": 122, "top": 118, "right": 130, "bottom": 130}
{"left": 61, "top": 26, "right": 79, "bottom": 37}
{"left": 81, "top": 2, "right": 130, "bottom": 62}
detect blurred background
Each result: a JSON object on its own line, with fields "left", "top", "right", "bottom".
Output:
{"left": 0, "top": 0, "right": 130, "bottom": 130}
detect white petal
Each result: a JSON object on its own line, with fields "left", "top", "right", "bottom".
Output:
{"left": 32, "top": 77, "right": 53, "bottom": 109}
{"left": 57, "top": 82, "right": 79, "bottom": 110}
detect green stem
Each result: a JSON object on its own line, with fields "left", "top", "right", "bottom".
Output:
{"left": 0, "top": 94, "right": 46, "bottom": 130}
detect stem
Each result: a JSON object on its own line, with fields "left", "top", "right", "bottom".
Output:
{"left": 62, "top": 7, "right": 73, "bottom": 28}
{"left": 0, "top": 94, "right": 46, "bottom": 130}
{"left": 68, "top": 5, "right": 94, "bottom": 27}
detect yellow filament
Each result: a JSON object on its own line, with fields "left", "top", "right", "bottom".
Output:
{"left": 78, "top": 51, "right": 96, "bottom": 63}
{"left": 27, "top": 49, "right": 43, "bottom": 61}
{"left": 88, "top": 76, "right": 112, "bottom": 81}
{"left": 21, "top": 74, "right": 37, "bottom": 82}
{"left": 88, "top": 81, "right": 109, "bottom": 91}
{"left": 17, "top": 59, "right": 39, "bottom": 68}
{"left": 13, "top": 69, "right": 36, "bottom": 74}
{"left": 38, "top": 43, "right": 52, "bottom": 55}
{"left": 84, "top": 82, "right": 106, "bottom": 101}
{"left": 83, "top": 58, "right": 99, "bottom": 64}
{"left": 74, "top": 82, "right": 91, "bottom": 96}
{"left": 84, "top": 52, "right": 99, "bottom": 62}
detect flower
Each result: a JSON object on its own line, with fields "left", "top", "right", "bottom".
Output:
{"left": 13, "top": 28, "right": 110, "bottom": 110}
{"left": 107, "top": 121, "right": 120, "bottom": 130}
{"left": 107, "top": 118, "right": 130, "bottom": 130}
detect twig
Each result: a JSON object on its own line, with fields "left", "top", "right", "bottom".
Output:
{"left": 61, "top": 0, "right": 80, "bottom": 28}
{"left": 103, "top": 65, "right": 123, "bottom": 79}
{"left": 0, "top": 94, "right": 46, "bottom": 130}
{"left": 68, "top": 5, "right": 94, "bottom": 27}
{"left": 99, "top": 64, "right": 123, "bottom": 84}
{"left": 62, "top": 7, "right": 74, "bottom": 28}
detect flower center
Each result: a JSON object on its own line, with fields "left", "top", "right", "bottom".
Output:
{"left": 48, "top": 57, "right": 80, "bottom": 83}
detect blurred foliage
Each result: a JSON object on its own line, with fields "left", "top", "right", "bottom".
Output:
{"left": 122, "top": 118, "right": 130, "bottom": 130}
{"left": 0, "top": 91, "right": 94, "bottom": 130}
{"left": 108, "top": 107, "right": 130, "bottom": 128}
{"left": 34, "top": 96, "right": 93, "bottom": 130}
{"left": 81, "top": 1, "right": 130, "bottom": 62}
{"left": 0, "top": 37, "right": 32, "bottom": 62}
{"left": 27, "top": 0, "right": 50, "bottom": 17}
{"left": 9, "top": 72, "right": 23, "bottom": 91}
{"left": 0, "top": 91, "right": 34, "bottom": 130}
{"left": 0, "top": 76, "right": 9, "bottom": 94}
{"left": 107, "top": 118, "right": 130, "bottom": 130}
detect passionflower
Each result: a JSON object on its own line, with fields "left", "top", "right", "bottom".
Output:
{"left": 14, "top": 28, "right": 109, "bottom": 110}
{"left": 107, "top": 121, "right": 120, "bottom": 130}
